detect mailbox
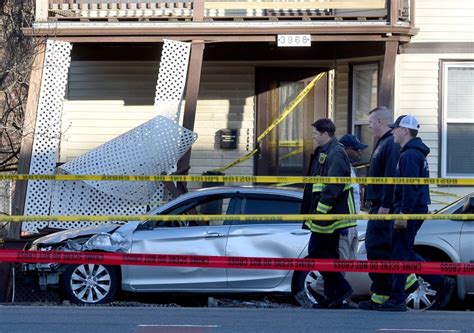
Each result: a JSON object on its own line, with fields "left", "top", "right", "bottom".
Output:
{"left": 219, "top": 129, "right": 238, "bottom": 149}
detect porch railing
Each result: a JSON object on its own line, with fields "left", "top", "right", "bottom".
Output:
{"left": 36, "top": 0, "right": 414, "bottom": 24}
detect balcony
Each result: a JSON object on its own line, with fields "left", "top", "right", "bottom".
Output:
{"left": 36, "top": 0, "right": 414, "bottom": 25}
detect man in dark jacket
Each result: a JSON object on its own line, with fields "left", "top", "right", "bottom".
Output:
{"left": 301, "top": 118, "right": 357, "bottom": 309}
{"left": 375, "top": 115, "right": 454, "bottom": 311}
{"left": 359, "top": 106, "right": 402, "bottom": 310}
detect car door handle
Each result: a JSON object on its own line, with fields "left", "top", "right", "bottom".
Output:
{"left": 205, "top": 232, "right": 224, "bottom": 238}
{"left": 290, "top": 230, "right": 311, "bottom": 235}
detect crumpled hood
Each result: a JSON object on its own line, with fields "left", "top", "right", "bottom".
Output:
{"left": 32, "top": 224, "right": 121, "bottom": 246}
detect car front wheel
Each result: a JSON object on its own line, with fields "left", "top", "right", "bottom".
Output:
{"left": 61, "top": 264, "right": 119, "bottom": 304}
{"left": 292, "top": 270, "right": 325, "bottom": 307}
{"left": 406, "top": 276, "right": 448, "bottom": 311}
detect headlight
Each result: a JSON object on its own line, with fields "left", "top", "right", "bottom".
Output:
{"left": 85, "top": 233, "right": 113, "bottom": 248}
{"left": 82, "top": 232, "right": 131, "bottom": 251}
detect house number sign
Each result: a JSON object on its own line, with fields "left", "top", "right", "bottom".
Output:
{"left": 277, "top": 34, "right": 311, "bottom": 47}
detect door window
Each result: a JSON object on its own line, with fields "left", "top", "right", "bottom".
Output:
{"left": 153, "top": 195, "right": 233, "bottom": 227}
{"left": 233, "top": 196, "right": 301, "bottom": 225}
{"left": 352, "top": 63, "right": 378, "bottom": 164}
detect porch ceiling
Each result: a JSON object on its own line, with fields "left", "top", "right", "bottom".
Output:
{"left": 70, "top": 41, "right": 387, "bottom": 61}
{"left": 24, "top": 21, "right": 417, "bottom": 43}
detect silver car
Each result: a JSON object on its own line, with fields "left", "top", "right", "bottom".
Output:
{"left": 24, "top": 187, "right": 474, "bottom": 309}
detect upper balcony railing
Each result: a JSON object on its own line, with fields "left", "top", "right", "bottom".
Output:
{"left": 36, "top": 0, "right": 415, "bottom": 25}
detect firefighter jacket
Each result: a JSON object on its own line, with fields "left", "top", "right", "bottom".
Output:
{"left": 301, "top": 138, "right": 357, "bottom": 234}
{"left": 365, "top": 130, "right": 400, "bottom": 209}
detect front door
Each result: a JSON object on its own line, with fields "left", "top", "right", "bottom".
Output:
{"left": 256, "top": 68, "right": 328, "bottom": 177}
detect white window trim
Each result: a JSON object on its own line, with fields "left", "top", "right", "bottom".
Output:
{"left": 351, "top": 63, "right": 378, "bottom": 133}
{"left": 441, "top": 61, "right": 474, "bottom": 178}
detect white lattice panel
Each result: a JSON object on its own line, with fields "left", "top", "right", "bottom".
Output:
{"left": 48, "top": 179, "right": 147, "bottom": 229}
{"left": 152, "top": 39, "right": 192, "bottom": 203}
{"left": 59, "top": 116, "right": 197, "bottom": 203}
{"left": 23, "top": 40, "right": 194, "bottom": 234}
{"left": 23, "top": 40, "right": 72, "bottom": 234}
{"left": 154, "top": 39, "right": 191, "bottom": 122}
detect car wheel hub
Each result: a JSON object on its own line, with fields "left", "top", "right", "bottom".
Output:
{"left": 406, "top": 277, "right": 437, "bottom": 310}
{"left": 70, "top": 264, "right": 112, "bottom": 303}
{"left": 304, "top": 271, "right": 323, "bottom": 304}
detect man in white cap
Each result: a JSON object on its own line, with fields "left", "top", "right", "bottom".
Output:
{"left": 375, "top": 115, "right": 454, "bottom": 311}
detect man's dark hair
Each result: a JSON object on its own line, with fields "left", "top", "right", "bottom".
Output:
{"left": 369, "top": 106, "right": 390, "bottom": 115}
{"left": 408, "top": 129, "right": 418, "bottom": 137}
{"left": 312, "top": 118, "right": 336, "bottom": 137}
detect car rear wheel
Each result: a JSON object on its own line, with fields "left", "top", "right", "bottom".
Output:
{"left": 61, "top": 264, "right": 119, "bottom": 304}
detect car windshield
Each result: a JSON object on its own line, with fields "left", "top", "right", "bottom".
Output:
{"left": 435, "top": 194, "right": 472, "bottom": 214}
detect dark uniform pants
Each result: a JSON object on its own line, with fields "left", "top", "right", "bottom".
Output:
{"left": 389, "top": 206, "right": 443, "bottom": 303}
{"left": 365, "top": 203, "right": 392, "bottom": 298}
{"left": 308, "top": 230, "right": 352, "bottom": 300}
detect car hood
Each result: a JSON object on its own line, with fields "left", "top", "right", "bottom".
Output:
{"left": 32, "top": 224, "right": 121, "bottom": 246}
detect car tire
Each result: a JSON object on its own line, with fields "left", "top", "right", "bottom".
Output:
{"left": 61, "top": 264, "right": 119, "bottom": 305}
{"left": 292, "top": 270, "right": 325, "bottom": 307}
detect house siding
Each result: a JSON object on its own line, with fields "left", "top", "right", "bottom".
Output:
{"left": 394, "top": 53, "right": 474, "bottom": 210}
{"left": 413, "top": 0, "right": 474, "bottom": 42}
{"left": 61, "top": 61, "right": 256, "bottom": 182}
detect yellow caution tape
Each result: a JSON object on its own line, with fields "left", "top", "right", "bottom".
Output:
{"left": 354, "top": 163, "right": 370, "bottom": 170}
{"left": 429, "top": 190, "right": 463, "bottom": 198}
{"left": 212, "top": 149, "right": 259, "bottom": 172}
{"left": 269, "top": 140, "right": 304, "bottom": 148}
{"left": 2, "top": 174, "right": 474, "bottom": 185}
{"left": 430, "top": 199, "right": 451, "bottom": 206}
{"left": 257, "top": 73, "right": 324, "bottom": 142}
{"left": 2, "top": 214, "right": 474, "bottom": 222}
{"left": 279, "top": 147, "right": 304, "bottom": 161}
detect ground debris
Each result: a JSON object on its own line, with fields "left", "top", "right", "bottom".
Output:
{"left": 207, "top": 296, "right": 297, "bottom": 308}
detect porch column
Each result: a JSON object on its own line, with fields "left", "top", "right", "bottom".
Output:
{"left": 35, "top": 0, "right": 49, "bottom": 22}
{"left": 379, "top": 40, "right": 399, "bottom": 108}
{"left": 8, "top": 42, "right": 46, "bottom": 239}
{"left": 173, "top": 0, "right": 205, "bottom": 193}
{"left": 176, "top": 40, "right": 205, "bottom": 193}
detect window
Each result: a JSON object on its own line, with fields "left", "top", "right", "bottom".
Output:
{"left": 441, "top": 62, "right": 474, "bottom": 178}
{"left": 156, "top": 195, "right": 233, "bottom": 227}
{"left": 233, "top": 196, "right": 301, "bottom": 225}
{"left": 351, "top": 63, "right": 378, "bottom": 164}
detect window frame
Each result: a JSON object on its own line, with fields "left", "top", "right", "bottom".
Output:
{"left": 351, "top": 63, "right": 379, "bottom": 134}
{"left": 440, "top": 61, "right": 474, "bottom": 178}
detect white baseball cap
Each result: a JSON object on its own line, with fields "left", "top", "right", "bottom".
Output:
{"left": 388, "top": 115, "right": 420, "bottom": 130}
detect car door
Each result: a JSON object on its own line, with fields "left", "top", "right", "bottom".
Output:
{"left": 123, "top": 194, "right": 236, "bottom": 291}
{"left": 460, "top": 219, "right": 474, "bottom": 293}
{"left": 225, "top": 194, "right": 310, "bottom": 289}
{"left": 459, "top": 194, "right": 474, "bottom": 293}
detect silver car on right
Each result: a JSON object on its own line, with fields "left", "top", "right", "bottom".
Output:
{"left": 347, "top": 192, "right": 474, "bottom": 310}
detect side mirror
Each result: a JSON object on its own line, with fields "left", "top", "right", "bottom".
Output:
{"left": 462, "top": 196, "right": 474, "bottom": 214}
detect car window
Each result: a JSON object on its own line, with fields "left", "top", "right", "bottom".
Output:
{"left": 234, "top": 196, "right": 301, "bottom": 225}
{"left": 154, "top": 195, "right": 233, "bottom": 228}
